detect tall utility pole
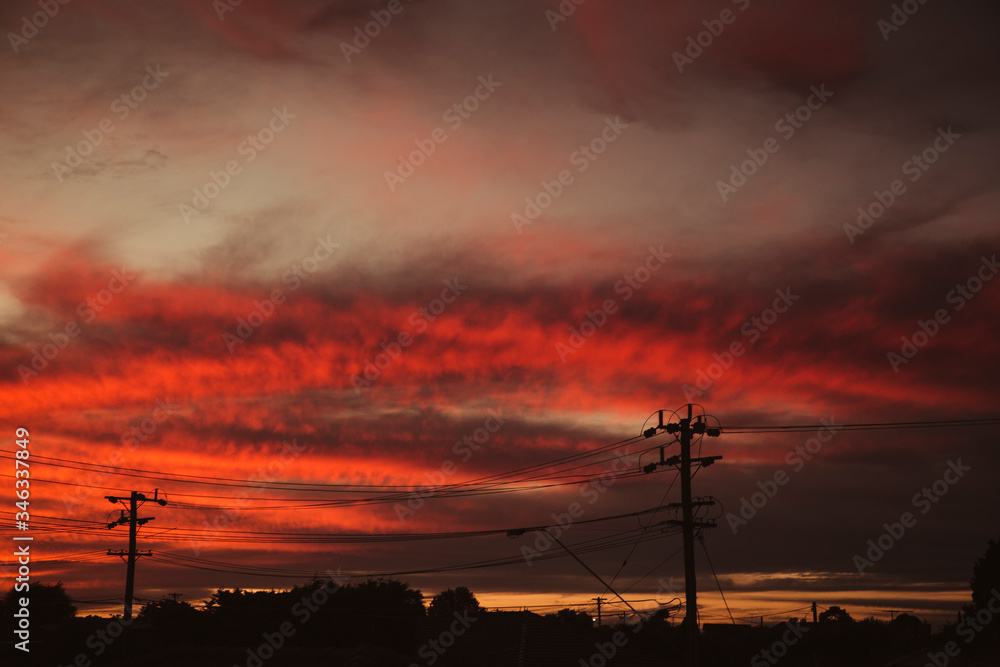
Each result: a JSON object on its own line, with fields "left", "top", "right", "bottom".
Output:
{"left": 105, "top": 490, "right": 167, "bottom": 620}
{"left": 679, "top": 404, "right": 698, "bottom": 666}
{"left": 643, "top": 405, "right": 721, "bottom": 667}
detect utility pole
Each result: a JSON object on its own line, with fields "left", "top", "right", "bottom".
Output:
{"left": 105, "top": 489, "right": 167, "bottom": 620}
{"left": 643, "top": 405, "right": 721, "bottom": 667}
{"left": 679, "top": 404, "right": 698, "bottom": 667}
{"left": 593, "top": 597, "right": 606, "bottom": 627}
{"left": 812, "top": 601, "right": 818, "bottom": 625}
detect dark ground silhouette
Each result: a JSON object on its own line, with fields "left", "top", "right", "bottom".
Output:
{"left": 3, "top": 538, "right": 999, "bottom": 666}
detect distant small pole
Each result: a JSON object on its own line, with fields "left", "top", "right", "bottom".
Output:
{"left": 593, "top": 597, "right": 606, "bottom": 627}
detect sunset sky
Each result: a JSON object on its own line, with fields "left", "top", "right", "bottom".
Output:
{"left": 1, "top": 0, "right": 999, "bottom": 629}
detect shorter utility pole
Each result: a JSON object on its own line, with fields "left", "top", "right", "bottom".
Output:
{"left": 105, "top": 489, "right": 167, "bottom": 620}
{"left": 593, "top": 597, "right": 606, "bottom": 627}
{"left": 812, "top": 601, "right": 818, "bottom": 624}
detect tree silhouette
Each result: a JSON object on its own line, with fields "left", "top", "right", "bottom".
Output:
{"left": 2, "top": 581, "right": 75, "bottom": 625}
{"left": 340, "top": 577, "right": 425, "bottom": 618}
{"left": 964, "top": 536, "right": 1000, "bottom": 645}
{"left": 819, "top": 606, "right": 854, "bottom": 623}
{"left": 326, "top": 578, "right": 425, "bottom": 653}
{"left": 888, "top": 613, "right": 928, "bottom": 644}
{"left": 548, "top": 607, "right": 593, "bottom": 631}
{"left": 970, "top": 537, "right": 1000, "bottom": 610}
{"left": 137, "top": 598, "right": 202, "bottom": 628}
{"left": 205, "top": 585, "right": 318, "bottom": 644}
{"left": 428, "top": 586, "right": 482, "bottom": 617}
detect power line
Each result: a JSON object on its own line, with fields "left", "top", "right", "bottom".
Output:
{"left": 0, "top": 434, "right": 646, "bottom": 493}
{"left": 720, "top": 417, "right": 1000, "bottom": 433}
{"left": 2, "top": 417, "right": 993, "bottom": 510}
{"left": 140, "top": 525, "right": 686, "bottom": 580}
{"left": 8, "top": 412, "right": 997, "bottom": 630}
{"left": 0, "top": 434, "right": 653, "bottom": 516}
{"left": 0, "top": 502, "right": 688, "bottom": 545}
{"left": 621, "top": 545, "right": 684, "bottom": 596}
{"left": 0, "top": 466, "right": 661, "bottom": 512}
{"left": 604, "top": 470, "right": 681, "bottom": 593}
{"left": 0, "top": 469, "right": 656, "bottom": 509}
{"left": 700, "top": 538, "right": 735, "bottom": 625}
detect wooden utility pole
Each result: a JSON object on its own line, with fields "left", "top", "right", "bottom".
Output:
{"left": 679, "top": 405, "right": 698, "bottom": 666}
{"left": 643, "top": 405, "right": 721, "bottom": 667}
{"left": 594, "top": 597, "right": 606, "bottom": 627}
{"left": 105, "top": 490, "right": 167, "bottom": 620}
